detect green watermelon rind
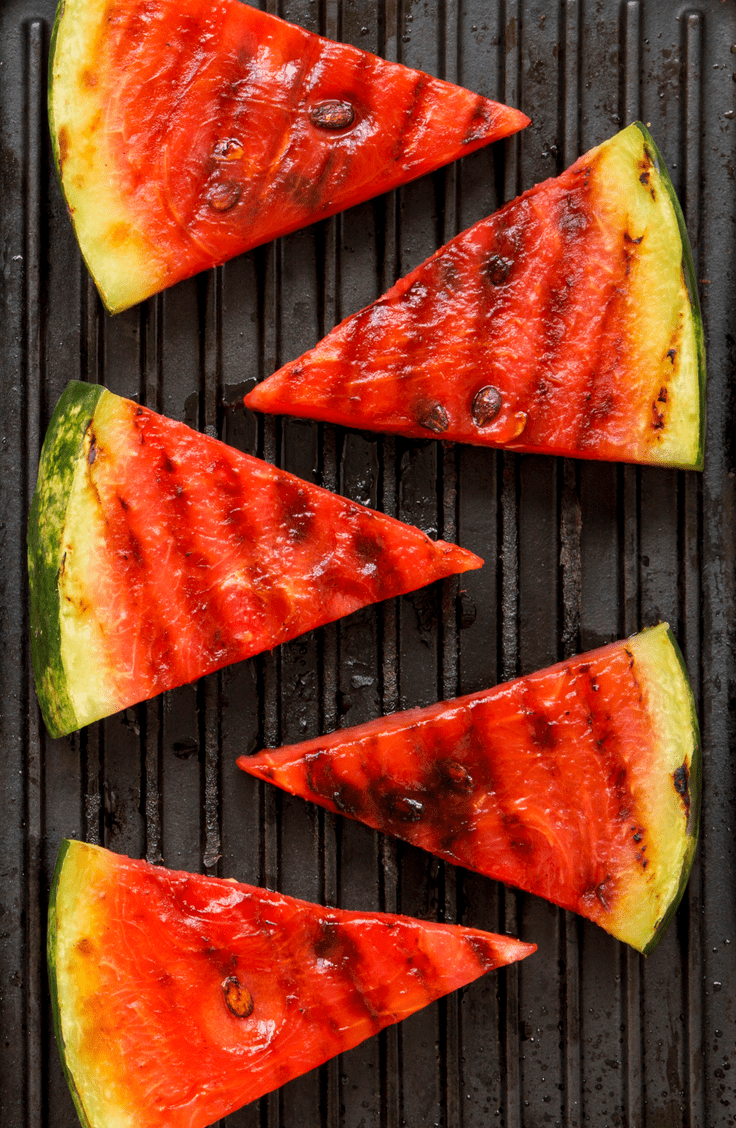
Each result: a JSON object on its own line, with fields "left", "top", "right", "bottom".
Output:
{"left": 631, "top": 122, "right": 706, "bottom": 472}
{"left": 47, "top": 0, "right": 64, "bottom": 185}
{"left": 28, "top": 381, "right": 105, "bottom": 739}
{"left": 48, "top": 839, "right": 95, "bottom": 1128}
{"left": 639, "top": 624, "right": 701, "bottom": 956}
{"left": 627, "top": 622, "right": 699, "bottom": 956}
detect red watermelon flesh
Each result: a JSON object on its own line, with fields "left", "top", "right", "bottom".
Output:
{"left": 29, "top": 382, "right": 481, "bottom": 738}
{"left": 244, "top": 123, "right": 704, "bottom": 469}
{"left": 49, "top": 841, "right": 535, "bottom": 1128}
{"left": 50, "top": 0, "right": 529, "bottom": 313}
{"left": 239, "top": 624, "right": 700, "bottom": 953}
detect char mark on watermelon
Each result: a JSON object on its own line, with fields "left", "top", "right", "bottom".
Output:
{"left": 48, "top": 840, "right": 535, "bottom": 1128}
{"left": 28, "top": 382, "right": 482, "bottom": 739}
{"left": 239, "top": 623, "right": 700, "bottom": 954}
{"left": 49, "top": 0, "right": 529, "bottom": 313}
{"left": 245, "top": 123, "right": 705, "bottom": 470}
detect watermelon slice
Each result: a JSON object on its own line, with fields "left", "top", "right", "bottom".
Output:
{"left": 28, "top": 382, "right": 481, "bottom": 739}
{"left": 244, "top": 123, "right": 705, "bottom": 470}
{"left": 49, "top": 0, "right": 529, "bottom": 314}
{"left": 49, "top": 840, "right": 535, "bottom": 1128}
{"left": 239, "top": 624, "right": 700, "bottom": 953}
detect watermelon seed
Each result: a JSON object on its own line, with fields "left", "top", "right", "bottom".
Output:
{"left": 472, "top": 386, "right": 503, "bottom": 427}
{"left": 206, "top": 180, "right": 242, "bottom": 212}
{"left": 417, "top": 402, "right": 449, "bottom": 433}
{"left": 390, "top": 795, "right": 424, "bottom": 821}
{"left": 485, "top": 255, "right": 511, "bottom": 285}
{"left": 222, "top": 976, "right": 254, "bottom": 1018}
{"left": 213, "top": 138, "right": 244, "bottom": 161}
{"left": 310, "top": 100, "right": 355, "bottom": 130}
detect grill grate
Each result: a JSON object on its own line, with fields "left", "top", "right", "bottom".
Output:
{"left": 1, "top": 1, "right": 735, "bottom": 1126}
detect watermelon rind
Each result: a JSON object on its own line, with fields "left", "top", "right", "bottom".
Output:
{"left": 48, "top": 0, "right": 162, "bottom": 313}
{"left": 28, "top": 381, "right": 105, "bottom": 739}
{"left": 629, "top": 122, "right": 706, "bottom": 471}
{"left": 47, "top": 839, "right": 94, "bottom": 1128}
{"left": 628, "top": 623, "right": 701, "bottom": 955}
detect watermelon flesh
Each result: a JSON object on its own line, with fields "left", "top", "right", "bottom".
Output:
{"left": 49, "top": 0, "right": 529, "bottom": 314}
{"left": 245, "top": 123, "right": 705, "bottom": 469}
{"left": 28, "top": 382, "right": 481, "bottom": 739}
{"left": 48, "top": 840, "right": 535, "bottom": 1128}
{"left": 239, "top": 624, "right": 700, "bottom": 953}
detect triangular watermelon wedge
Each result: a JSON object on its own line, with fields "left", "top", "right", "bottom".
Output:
{"left": 49, "top": 0, "right": 529, "bottom": 314}
{"left": 239, "top": 624, "right": 701, "bottom": 953}
{"left": 245, "top": 123, "right": 705, "bottom": 469}
{"left": 28, "top": 382, "right": 481, "bottom": 738}
{"left": 49, "top": 840, "right": 535, "bottom": 1128}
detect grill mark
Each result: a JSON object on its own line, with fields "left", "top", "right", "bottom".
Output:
{"left": 466, "top": 934, "right": 501, "bottom": 971}
{"left": 93, "top": 465, "right": 172, "bottom": 684}
{"left": 393, "top": 74, "right": 429, "bottom": 160}
{"left": 575, "top": 663, "right": 641, "bottom": 867}
{"left": 310, "top": 920, "right": 383, "bottom": 1034}
{"left": 132, "top": 411, "right": 243, "bottom": 666}
{"left": 325, "top": 304, "right": 376, "bottom": 413}
{"left": 461, "top": 95, "right": 497, "bottom": 145}
{"left": 573, "top": 249, "right": 632, "bottom": 450}
{"left": 276, "top": 476, "right": 316, "bottom": 543}
{"left": 467, "top": 205, "right": 537, "bottom": 411}
{"left": 531, "top": 177, "right": 595, "bottom": 408}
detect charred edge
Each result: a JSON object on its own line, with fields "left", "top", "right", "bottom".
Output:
{"left": 672, "top": 762, "right": 691, "bottom": 815}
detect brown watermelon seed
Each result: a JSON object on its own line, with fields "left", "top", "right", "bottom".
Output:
{"left": 206, "top": 180, "right": 242, "bottom": 212}
{"left": 310, "top": 100, "right": 355, "bottom": 130}
{"left": 222, "top": 976, "right": 254, "bottom": 1018}
{"left": 485, "top": 254, "right": 511, "bottom": 285}
{"left": 658, "top": 387, "right": 668, "bottom": 403}
{"left": 417, "top": 402, "right": 449, "bottom": 433}
{"left": 213, "top": 138, "right": 245, "bottom": 161}
{"left": 443, "top": 760, "right": 474, "bottom": 792}
{"left": 472, "top": 385, "right": 503, "bottom": 426}
{"left": 390, "top": 795, "right": 425, "bottom": 822}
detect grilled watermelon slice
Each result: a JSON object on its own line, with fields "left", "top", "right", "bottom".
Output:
{"left": 49, "top": 840, "right": 534, "bottom": 1128}
{"left": 245, "top": 123, "right": 705, "bottom": 469}
{"left": 239, "top": 624, "right": 700, "bottom": 953}
{"left": 28, "top": 381, "right": 481, "bottom": 739}
{"left": 49, "top": 0, "right": 529, "bottom": 315}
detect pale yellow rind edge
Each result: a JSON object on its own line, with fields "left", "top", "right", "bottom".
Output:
{"left": 54, "top": 841, "right": 136, "bottom": 1128}
{"left": 50, "top": 0, "right": 167, "bottom": 312}
{"left": 612, "top": 623, "right": 696, "bottom": 951}
{"left": 589, "top": 124, "right": 700, "bottom": 468}
{"left": 58, "top": 389, "right": 130, "bottom": 726}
